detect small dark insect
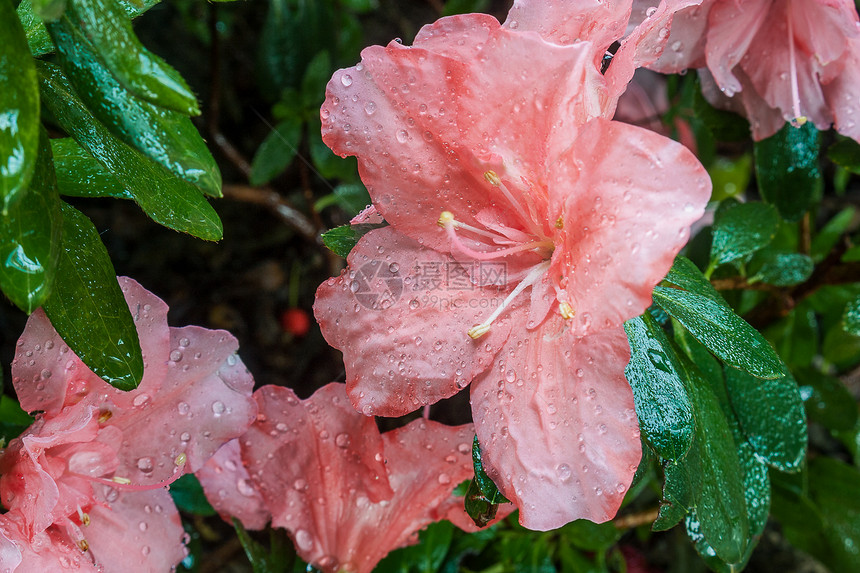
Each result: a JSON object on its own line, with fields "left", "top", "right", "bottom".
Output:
{"left": 601, "top": 40, "right": 622, "bottom": 74}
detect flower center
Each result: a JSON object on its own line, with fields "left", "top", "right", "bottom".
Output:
{"left": 437, "top": 170, "right": 575, "bottom": 339}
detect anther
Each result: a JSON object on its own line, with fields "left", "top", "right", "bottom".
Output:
{"left": 468, "top": 324, "right": 492, "bottom": 340}
{"left": 175, "top": 453, "right": 187, "bottom": 466}
{"left": 78, "top": 539, "right": 89, "bottom": 552}
{"left": 112, "top": 476, "right": 131, "bottom": 485}
{"left": 559, "top": 301, "right": 575, "bottom": 319}
{"left": 77, "top": 506, "right": 90, "bottom": 526}
{"left": 438, "top": 211, "right": 455, "bottom": 227}
{"left": 555, "top": 217, "right": 564, "bottom": 229}
{"left": 483, "top": 170, "right": 502, "bottom": 186}
{"left": 98, "top": 410, "right": 112, "bottom": 424}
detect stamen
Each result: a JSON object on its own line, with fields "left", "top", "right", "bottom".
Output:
{"left": 441, "top": 216, "right": 553, "bottom": 260}
{"left": 175, "top": 453, "right": 187, "bottom": 466}
{"left": 483, "top": 170, "right": 502, "bottom": 186}
{"left": 98, "top": 410, "right": 112, "bottom": 424}
{"left": 78, "top": 539, "right": 89, "bottom": 553}
{"left": 77, "top": 506, "right": 90, "bottom": 527}
{"left": 559, "top": 301, "right": 575, "bottom": 319}
{"left": 787, "top": 16, "right": 806, "bottom": 126}
{"left": 112, "top": 476, "right": 131, "bottom": 485}
{"left": 555, "top": 217, "right": 564, "bottom": 229}
{"left": 438, "top": 212, "right": 510, "bottom": 242}
{"left": 467, "top": 261, "right": 551, "bottom": 338}
{"left": 438, "top": 211, "right": 455, "bottom": 227}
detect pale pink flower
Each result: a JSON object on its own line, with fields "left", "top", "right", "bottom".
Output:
{"left": 314, "top": 12, "right": 710, "bottom": 530}
{"left": 198, "top": 383, "right": 485, "bottom": 573}
{"left": 1, "top": 277, "right": 257, "bottom": 571}
{"left": 635, "top": 0, "right": 860, "bottom": 140}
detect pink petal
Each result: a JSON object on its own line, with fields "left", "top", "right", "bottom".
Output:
{"left": 314, "top": 227, "right": 510, "bottom": 417}
{"left": 321, "top": 14, "right": 600, "bottom": 251}
{"left": 3, "top": 515, "right": 98, "bottom": 573}
{"left": 791, "top": 0, "right": 860, "bottom": 73}
{"left": 632, "top": 1, "right": 709, "bottom": 73}
{"left": 608, "top": 0, "right": 706, "bottom": 106}
{"left": 739, "top": 2, "right": 831, "bottom": 128}
{"left": 0, "top": 515, "right": 23, "bottom": 572}
{"left": 12, "top": 278, "right": 170, "bottom": 415}
{"left": 196, "top": 439, "right": 270, "bottom": 531}
{"left": 551, "top": 118, "right": 709, "bottom": 335}
{"left": 431, "top": 494, "right": 515, "bottom": 533}
{"left": 471, "top": 318, "right": 641, "bottom": 530}
{"left": 704, "top": 0, "right": 770, "bottom": 96}
{"left": 86, "top": 487, "right": 186, "bottom": 572}
{"left": 109, "top": 325, "right": 256, "bottom": 485}
{"left": 240, "top": 384, "right": 393, "bottom": 570}
{"left": 824, "top": 38, "right": 860, "bottom": 141}
{"left": 504, "top": 0, "right": 633, "bottom": 53}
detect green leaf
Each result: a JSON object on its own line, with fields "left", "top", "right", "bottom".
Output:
{"left": 31, "top": 0, "right": 66, "bottom": 20}
{"left": 37, "top": 62, "right": 223, "bottom": 241}
{"left": 45, "top": 21, "right": 221, "bottom": 196}
{"left": 795, "top": 367, "right": 859, "bottom": 431}
{"left": 51, "top": 138, "right": 130, "bottom": 199}
{"left": 0, "top": 395, "right": 35, "bottom": 442}
{"left": 754, "top": 121, "right": 822, "bottom": 222}
{"left": 749, "top": 252, "right": 813, "bottom": 286}
{"left": 463, "top": 478, "right": 501, "bottom": 529}
{"left": 66, "top": 0, "right": 199, "bottom": 115}
{"left": 314, "top": 183, "right": 371, "bottom": 215}
{"left": 375, "top": 521, "right": 454, "bottom": 573}
{"left": 0, "top": 0, "right": 40, "bottom": 213}
{"left": 844, "top": 295, "right": 860, "bottom": 336}
{"left": 662, "top": 255, "right": 727, "bottom": 307}
{"left": 558, "top": 519, "right": 621, "bottom": 552}
{"left": 677, "top": 358, "right": 750, "bottom": 565}
{"left": 811, "top": 206, "right": 855, "bottom": 263}
{"left": 0, "top": 129, "right": 63, "bottom": 313}
{"left": 443, "top": 0, "right": 491, "bottom": 16}
{"left": 233, "top": 519, "right": 291, "bottom": 573}
{"left": 300, "top": 50, "right": 332, "bottom": 110}
{"left": 708, "top": 154, "right": 752, "bottom": 202}
{"left": 828, "top": 137, "right": 860, "bottom": 174}
{"left": 249, "top": 117, "right": 302, "bottom": 186}
{"left": 710, "top": 201, "right": 779, "bottom": 267}
{"left": 653, "top": 286, "right": 783, "bottom": 379}
{"left": 624, "top": 314, "right": 694, "bottom": 461}
{"left": 774, "top": 458, "right": 860, "bottom": 572}
{"left": 170, "top": 474, "right": 216, "bottom": 516}
{"left": 822, "top": 324, "right": 860, "bottom": 371}
{"left": 43, "top": 202, "right": 143, "bottom": 390}
{"left": 472, "top": 435, "right": 508, "bottom": 504}
{"left": 724, "top": 367, "right": 806, "bottom": 471}
{"left": 764, "top": 301, "right": 818, "bottom": 370}
{"left": 321, "top": 221, "right": 386, "bottom": 258}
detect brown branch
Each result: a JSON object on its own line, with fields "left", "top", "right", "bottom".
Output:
{"left": 799, "top": 212, "right": 812, "bottom": 256}
{"left": 613, "top": 507, "right": 659, "bottom": 530}
{"left": 198, "top": 536, "right": 243, "bottom": 573}
{"left": 223, "top": 184, "right": 319, "bottom": 242}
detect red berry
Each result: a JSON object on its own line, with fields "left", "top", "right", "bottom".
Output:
{"left": 280, "top": 308, "right": 311, "bottom": 337}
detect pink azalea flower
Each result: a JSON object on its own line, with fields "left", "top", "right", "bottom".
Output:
{"left": 1, "top": 277, "right": 257, "bottom": 571}
{"left": 635, "top": 0, "right": 860, "bottom": 140}
{"left": 198, "top": 383, "right": 486, "bottom": 573}
{"left": 314, "top": 12, "right": 710, "bottom": 529}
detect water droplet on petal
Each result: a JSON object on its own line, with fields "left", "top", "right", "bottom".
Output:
{"left": 341, "top": 74, "right": 353, "bottom": 86}
{"left": 237, "top": 478, "right": 255, "bottom": 497}
{"left": 137, "top": 457, "right": 154, "bottom": 473}
{"left": 212, "top": 401, "right": 225, "bottom": 416}
{"left": 295, "top": 529, "right": 314, "bottom": 551}
{"left": 335, "top": 433, "right": 351, "bottom": 448}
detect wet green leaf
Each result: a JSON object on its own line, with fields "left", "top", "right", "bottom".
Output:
{"left": 300, "top": 50, "right": 332, "bottom": 109}
{"left": 764, "top": 301, "right": 818, "bottom": 370}
{"left": 754, "top": 122, "right": 822, "bottom": 222}
{"left": 844, "top": 296, "right": 860, "bottom": 336}
{"left": 822, "top": 325, "right": 860, "bottom": 371}
{"left": 67, "top": 0, "right": 199, "bottom": 115}
{"left": 43, "top": 202, "right": 143, "bottom": 390}
{"left": 314, "top": 183, "right": 371, "bottom": 215}
{"left": 710, "top": 201, "right": 779, "bottom": 266}
{"left": 559, "top": 519, "right": 621, "bottom": 552}
{"left": 662, "top": 255, "right": 726, "bottom": 307}
{"left": 233, "top": 519, "right": 292, "bottom": 573}
{"left": 472, "top": 435, "right": 508, "bottom": 504}
{"left": 749, "top": 252, "right": 813, "bottom": 287}
{"left": 51, "top": 138, "right": 130, "bottom": 199}
{"left": 708, "top": 154, "right": 752, "bottom": 202}
{"left": 724, "top": 367, "right": 806, "bottom": 471}
{"left": 250, "top": 117, "right": 302, "bottom": 186}
{"left": 677, "top": 358, "right": 750, "bottom": 565}
{"left": 444, "top": 0, "right": 491, "bottom": 16}
{"left": 795, "top": 367, "right": 858, "bottom": 431}
{"left": 46, "top": 22, "right": 221, "bottom": 196}
{"left": 321, "top": 221, "right": 386, "bottom": 258}
{"left": 624, "top": 314, "right": 694, "bottom": 461}
{"left": 0, "top": 0, "right": 40, "bottom": 212}
{"left": 0, "top": 129, "right": 63, "bottom": 313}
{"left": 38, "top": 62, "right": 223, "bottom": 240}
{"left": 653, "top": 286, "right": 783, "bottom": 379}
